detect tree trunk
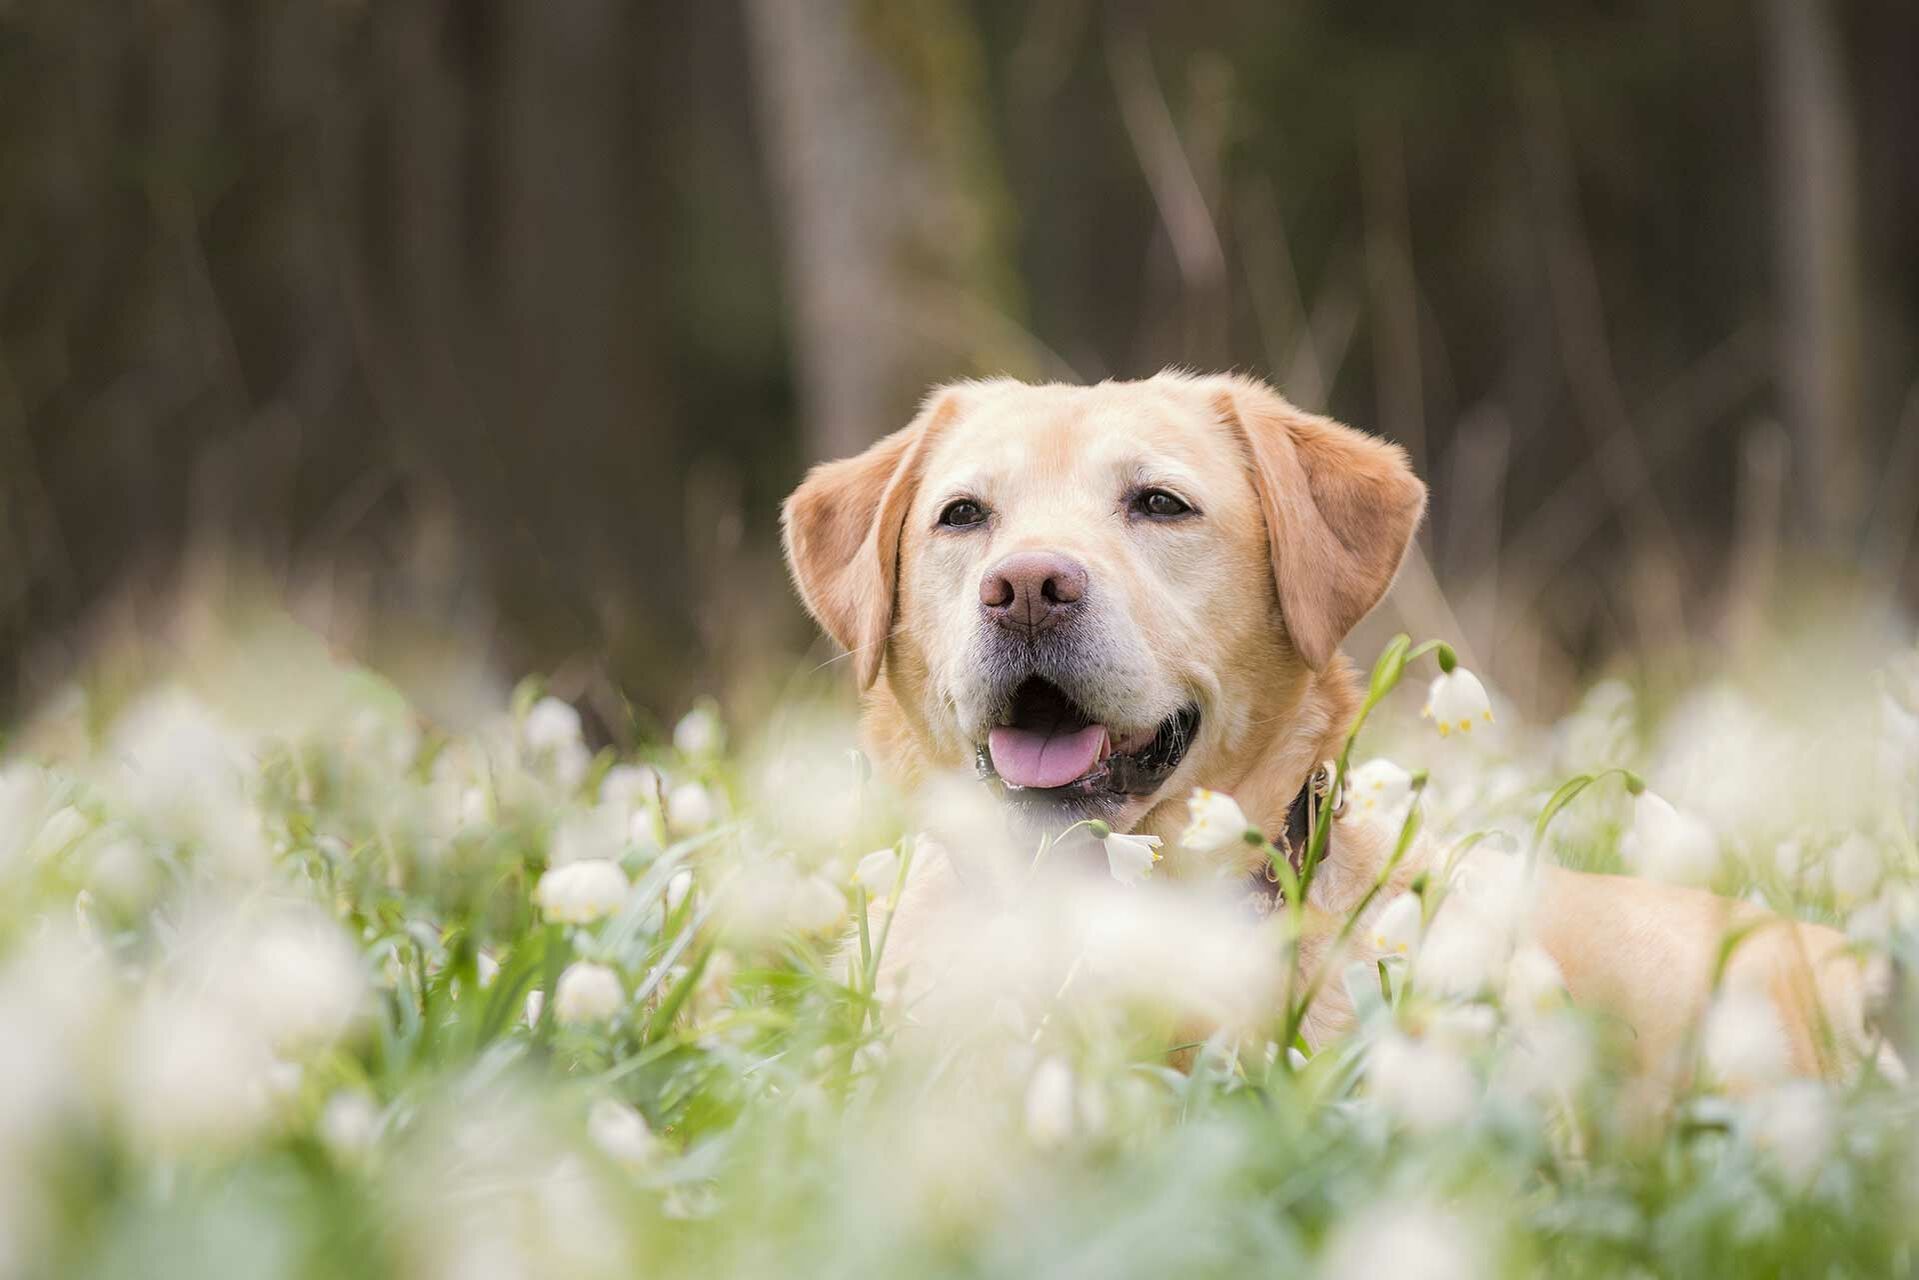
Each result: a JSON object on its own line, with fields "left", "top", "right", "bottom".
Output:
{"left": 1763, "top": 0, "right": 1865, "bottom": 551}
{"left": 744, "top": 0, "right": 1022, "bottom": 461}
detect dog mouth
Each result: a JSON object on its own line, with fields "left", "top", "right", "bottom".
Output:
{"left": 974, "top": 677, "right": 1200, "bottom": 804}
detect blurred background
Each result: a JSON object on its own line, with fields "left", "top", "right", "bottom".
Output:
{"left": 2, "top": 0, "right": 1915, "bottom": 738}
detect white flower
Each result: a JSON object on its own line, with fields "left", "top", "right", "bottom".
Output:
{"left": 523, "top": 696, "right": 590, "bottom": 789}
{"left": 672, "top": 704, "right": 724, "bottom": 759}
{"left": 1347, "top": 758, "right": 1415, "bottom": 821}
{"left": 1497, "top": 1012, "right": 1594, "bottom": 1101}
{"left": 525, "top": 988, "right": 545, "bottom": 1025}
{"left": 107, "top": 691, "right": 266, "bottom": 878}
{"left": 1881, "top": 657, "right": 1919, "bottom": 801}
{"left": 599, "top": 763, "right": 661, "bottom": 812}
{"left": 1848, "top": 885, "right": 1919, "bottom": 945}
{"left": 1413, "top": 904, "right": 1510, "bottom": 1001}
{"left": 1426, "top": 1002, "right": 1498, "bottom": 1050}
{"left": 1742, "top": 1080, "right": 1833, "bottom": 1186}
{"left": 665, "top": 782, "right": 717, "bottom": 837}
{"left": 1367, "top": 893, "right": 1422, "bottom": 957}
{"left": 120, "top": 990, "right": 275, "bottom": 1155}
{"left": 458, "top": 786, "right": 488, "bottom": 828}
{"left": 319, "top": 1091, "right": 381, "bottom": 1160}
{"left": 1621, "top": 790, "right": 1720, "bottom": 886}
{"left": 1827, "top": 833, "right": 1882, "bottom": 906}
{"left": 554, "top": 962, "right": 623, "bottom": 1025}
{"left": 0, "top": 764, "right": 55, "bottom": 866}
{"left": 30, "top": 806, "right": 90, "bottom": 861}
{"left": 1702, "top": 987, "right": 1789, "bottom": 1093}
{"left": 665, "top": 868, "right": 694, "bottom": 914}
{"left": 1367, "top": 1030, "right": 1476, "bottom": 1134}
{"left": 789, "top": 875, "right": 848, "bottom": 933}
{"left": 216, "top": 910, "right": 369, "bottom": 1052}
{"left": 1024, "top": 1057, "right": 1075, "bottom": 1147}
{"left": 852, "top": 847, "right": 902, "bottom": 897}
{"left": 1102, "top": 832, "right": 1162, "bottom": 885}
{"left": 524, "top": 696, "right": 584, "bottom": 755}
{"left": 1179, "top": 788, "right": 1253, "bottom": 855}
{"left": 1773, "top": 836, "right": 1808, "bottom": 881}
{"left": 1421, "top": 667, "right": 1494, "bottom": 737}
{"left": 86, "top": 836, "right": 158, "bottom": 910}
{"left": 1321, "top": 1203, "right": 1481, "bottom": 1280}
{"left": 535, "top": 859, "right": 630, "bottom": 925}
{"left": 587, "top": 1098, "right": 656, "bottom": 1170}
{"left": 717, "top": 861, "right": 850, "bottom": 940}
{"left": 477, "top": 951, "right": 501, "bottom": 988}
{"left": 266, "top": 1058, "right": 304, "bottom": 1100}
{"left": 1502, "top": 944, "right": 1567, "bottom": 1020}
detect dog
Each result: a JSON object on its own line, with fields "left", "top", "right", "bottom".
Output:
{"left": 782, "top": 370, "right": 1888, "bottom": 1085}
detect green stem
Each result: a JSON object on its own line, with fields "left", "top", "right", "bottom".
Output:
{"left": 1283, "top": 799, "right": 1424, "bottom": 1051}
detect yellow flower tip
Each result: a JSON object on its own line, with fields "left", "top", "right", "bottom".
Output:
{"left": 1483, "top": 710, "right": 1494, "bottom": 721}
{"left": 1457, "top": 719, "right": 1472, "bottom": 733}
{"left": 1437, "top": 724, "right": 1450, "bottom": 738}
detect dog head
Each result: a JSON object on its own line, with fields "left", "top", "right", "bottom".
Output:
{"left": 782, "top": 372, "right": 1426, "bottom": 834}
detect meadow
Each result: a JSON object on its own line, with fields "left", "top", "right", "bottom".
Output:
{"left": 3, "top": 609, "right": 1917, "bottom": 1279}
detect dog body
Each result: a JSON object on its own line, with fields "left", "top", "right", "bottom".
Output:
{"left": 783, "top": 372, "right": 1882, "bottom": 1083}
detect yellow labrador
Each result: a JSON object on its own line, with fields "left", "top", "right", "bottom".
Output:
{"left": 782, "top": 371, "right": 1885, "bottom": 1083}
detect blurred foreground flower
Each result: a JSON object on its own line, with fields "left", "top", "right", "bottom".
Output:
{"left": 852, "top": 847, "right": 901, "bottom": 897}
{"left": 673, "top": 702, "right": 725, "bottom": 759}
{"left": 1321, "top": 1202, "right": 1482, "bottom": 1280}
{"left": 554, "top": 962, "right": 623, "bottom": 1025}
{"left": 1101, "top": 831, "right": 1162, "bottom": 885}
{"left": 1024, "top": 1057, "right": 1075, "bottom": 1147}
{"left": 1346, "top": 757, "right": 1415, "bottom": 820}
{"left": 1502, "top": 944, "right": 1567, "bottom": 1020}
{"left": 665, "top": 868, "right": 694, "bottom": 913}
{"left": 523, "top": 696, "right": 590, "bottom": 789}
{"left": 120, "top": 990, "right": 276, "bottom": 1156}
{"left": 719, "top": 859, "right": 846, "bottom": 940}
{"left": 587, "top": 1097, "right": 656, "bottom": 1170}
{"left": 1702, "top": 987, "right": 1790, "bottom": 1093}
{"left": 1621, "top": 790, "right": 1720, "bottom": 886}
{"left": 1826, "top": 833, "right": 1883, "bottom": 906}
{"left": 1367, "top": 1028, "right": 1478, "bottom": 1133}
{"left": 535, "top": 859, "right": 631, "bottom": 925}
{"left": 1179, "top": 788, "right": 1254, "bottom": 855}
{"left": 1742, "top": 1080, "right": 1834, "bottom": 1186}
{"left": 1367, "top": 892, "right": 1422, "bottom": 957}
{"left": 319, "top": 1091, "right": 381, "bottom": 1161}
{"left": 666, "top": 781, "right": 717, "bottom": 837}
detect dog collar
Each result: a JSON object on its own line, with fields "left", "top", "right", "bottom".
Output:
{"left": 1246, "top": 762, "right": 1337, "bottom": 918}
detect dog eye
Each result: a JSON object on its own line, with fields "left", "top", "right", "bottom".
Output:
{"left": 939, "top": 499, "right": 988, "bottom": 528}
{"left": 1132, "top": 489, "right": 1192, "bottom": 519}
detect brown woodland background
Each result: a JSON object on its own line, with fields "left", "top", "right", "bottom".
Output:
{"left": 2, "top": 0, "right": 1915, "bottom": 734}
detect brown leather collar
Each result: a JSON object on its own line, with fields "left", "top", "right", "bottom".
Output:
{"left": 1246, "top": 767, "right": 1331, "bottom": 918}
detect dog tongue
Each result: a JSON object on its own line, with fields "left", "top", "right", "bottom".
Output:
{"left": 987, "top": 723, "right": 1109, "bottom": 789}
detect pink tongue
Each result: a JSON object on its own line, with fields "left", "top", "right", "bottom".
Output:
{"left": 987, "top": 723, "right": 1110, "bottom": 789}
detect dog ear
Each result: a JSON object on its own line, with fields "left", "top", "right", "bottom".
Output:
{"left": 781, "top": 391, "right": 962, "bottom": 688}
{"left": 1210, "top": 376, "right": 1427, "bottom": 670}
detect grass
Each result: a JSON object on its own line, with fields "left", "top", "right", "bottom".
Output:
{"left": 1, "top": 612, "right": 1916, "bottom": 1278}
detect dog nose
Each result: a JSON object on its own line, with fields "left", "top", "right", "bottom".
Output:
{"left": 980, "top": 551, "right": 1089, "bottom": 634}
